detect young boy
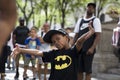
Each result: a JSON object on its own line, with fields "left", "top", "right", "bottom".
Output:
{"left": 23, "top": 27, "right": 41, "bottom": 79}
{"left": 12, "top": 24, "right": 94, "bottom": 80}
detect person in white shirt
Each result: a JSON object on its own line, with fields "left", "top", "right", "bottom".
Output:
{"left": 74, "top": 3, "right": 102, "bottom": 80}
{"left": 112, "top": 21, "right": 120, "bottom": 47}
{"left": 50, "top": 18, "right": 61, "bottom": 30}
{"left": 112, "top": 21, "right": 120, "bottom": 62}
{"left": 37, "top": 23, "right": 51, "bottom": 80}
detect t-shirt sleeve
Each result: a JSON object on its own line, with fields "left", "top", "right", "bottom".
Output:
{"left": 42, "top": 50, "right": 55, "bottom": 62}
{"left": 93, "top": 18, "right": 102, "bottom": 32}
{"left": 25, "top": 38, "right": 29, "bottom": 45}
{"left": 74, "top": 18, "right": 82, "bottom": 33}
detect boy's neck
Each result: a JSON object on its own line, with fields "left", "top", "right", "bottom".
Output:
{"left": 31, "top": 36, "right": 36, "bottom": 39}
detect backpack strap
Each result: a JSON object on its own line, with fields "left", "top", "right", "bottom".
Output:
{"left": 79, "top": 17, "right": 96, "bottom": 31}
{"left": 79, "top": 18, "right": 84, "bottom": 31}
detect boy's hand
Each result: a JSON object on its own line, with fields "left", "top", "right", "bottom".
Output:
{"left": 85, "top": 21, "right": 95, "bottom": 39}
{"left": 11, "top": 45, "right": 20, "bottom": 59}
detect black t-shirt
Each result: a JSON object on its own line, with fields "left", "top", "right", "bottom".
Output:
{"left": 42, "top": 46, "right": 79, "bottom": 80}
{"left": 13, "top": 26, "right": 29, "bottom": 45}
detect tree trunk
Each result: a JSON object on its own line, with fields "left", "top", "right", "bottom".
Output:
{"left": 61, "top": 9, "right": 65, "bottom": 28}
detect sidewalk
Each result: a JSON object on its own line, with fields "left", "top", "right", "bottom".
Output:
{"left": 4, "top": 65, "right": 99, "bottom": 80}
{"left": 4, "top": 68, "right": 100, "bottom": 80}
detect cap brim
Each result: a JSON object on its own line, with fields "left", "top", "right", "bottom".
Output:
{"left": 43, "top": 30, "right": 65, "bottom": 43}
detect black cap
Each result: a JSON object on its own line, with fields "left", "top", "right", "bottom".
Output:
{"left": 43, "top": 29, "right": 68, "bottom": 43}
{"left": 87, "top": 3, "right": 96, "bottom": 9}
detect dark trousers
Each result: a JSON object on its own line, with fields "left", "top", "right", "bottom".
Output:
{"left": 0, "top": 45, "right": 9, "bottom": 73}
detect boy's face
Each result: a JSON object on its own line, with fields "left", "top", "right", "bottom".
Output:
{"left": 30, "top": 29, "right": 37, "bottom": 37}
{"left": 51, "top": 34, "right": 69, "bottom": 49}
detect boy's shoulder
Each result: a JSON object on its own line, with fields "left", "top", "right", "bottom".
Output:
{"left": 26, "top": 36, "right": 31, "bottom": 40}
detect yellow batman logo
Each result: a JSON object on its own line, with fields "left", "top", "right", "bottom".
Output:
{"left": 55, "top": 55, "right": 72, "bottom": 70}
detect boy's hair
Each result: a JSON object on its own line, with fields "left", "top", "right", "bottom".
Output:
{"left": 31, "top": 26, "right": 38, "bottom": 32}
{"left": 87, "top": 3, "right": 96, "bottom": 9}
{"left": 43, "top": 29, "right": 70, "bottom": 43}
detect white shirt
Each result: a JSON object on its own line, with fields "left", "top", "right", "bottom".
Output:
{"left": 112, "top": 27, "right": 120, "bottom": 46}
{"left": 74, "top": 16, "right": 102, "bottom": 33}
{"left": 51, "top": 23, "right": 61, "bottom": 30}
{"left": 37, "top": 30, "right": 51, "bottom": 51}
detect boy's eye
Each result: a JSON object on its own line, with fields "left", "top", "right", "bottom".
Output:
{"left": 56, "top": 37, "right": 60, "bottom": 41}
{"left": 52, "top": 38, "right": 60, "bottom": 44}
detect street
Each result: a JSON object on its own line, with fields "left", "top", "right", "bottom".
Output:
{"left": 4, "top": 61, "right": 100, "bottom": 80}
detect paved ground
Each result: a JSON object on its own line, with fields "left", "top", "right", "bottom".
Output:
{"left": 4, "top": 63, "right": 99, "bottom": 80}
{"left": 3, "top": 61, "right": 120, "bottom": 80}
{"left": 5, "top": 68, "right": 50, "bottom": 80}
{"left": 4, "top": 67, "right": 102, "bottom": 80}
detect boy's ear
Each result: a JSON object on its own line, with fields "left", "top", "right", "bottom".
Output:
{"left": 66, "top": 35, "right": 70, "bottom": 42}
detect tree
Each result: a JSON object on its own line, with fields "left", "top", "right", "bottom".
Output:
{"left": 16, "top": 0, "right": 34, "bottom": 26}
{"left": 56, "top": 0, "right": 89, "bottom": 28}
{"left": 57, "top": 0, "right": 70, "bottom": 28}
{"left": 93, "top": 0, "right": 120, "bottom": 18}
{"left": 34, "top": 0, "right": 56, "bottom": 25}
{"left": 68, "top": 0, "right": 89, "bottom": 22}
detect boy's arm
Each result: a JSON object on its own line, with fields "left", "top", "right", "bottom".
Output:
{"left": 73, "top": 33, "right": 79, "bottom": 46}
{"left": 12, "top": 47, "right": 43, "bottom": 59}
{"left": 20, "top": 48, "right": 43, "bottom": 57}
{"left": 75, "top": 25, "right": 95, "bottom": 52}
{"left": 75, "top": 33, "right": 87, "bottom": 52}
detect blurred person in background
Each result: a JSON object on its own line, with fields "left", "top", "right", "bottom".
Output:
{"left": 0, "top": 36, "right": 11, "bottom": 80}
{"left": 23, "top": 27, "right": 41, "bottom": 80}
{"left": 37, "top": 23, "right": 51, "bottom": 80}
{"left": 74, "top": 3, "right": 101, "bottom": 80}
{"left": 13, "top": 18, "right": 30, "bottom": 79}
{"left": 112, "top": 21, "right": 120, "bottom": 62}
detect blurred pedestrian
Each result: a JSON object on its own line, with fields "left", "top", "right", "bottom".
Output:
{"left": 23, "top": 27, "right": 41, "bottom": 80}
{"left": 74, "top": 3, "right": 101, "bottom": 80}
{"left": 65, "top": 27, "right": 75, "bottom": 46}
{"left": 37, "top": 23, "right": 51, "bottom": 80}
{"left": 13, "top": 18, "right": 30, "bottom": 79}
{"left": 0, "top": 36, "right": 11, "bottom": 80}
{"left": 112, "top": 21, "right": 120, "bottom": 62}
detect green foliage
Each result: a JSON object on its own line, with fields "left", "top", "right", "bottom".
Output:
{"left": 16, "top": 0, "right": 120, "bottom": 28}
